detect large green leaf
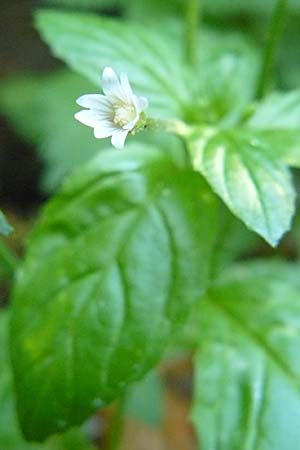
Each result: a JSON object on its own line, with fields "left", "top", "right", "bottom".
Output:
{"left": 35, "top": 10, "right": 259, "bottom": 123}
{"left": 192, "top": 260, "right": 300, "bottom": 450}
{"left": 0, "top": 311, "right": 96, "bottom": 450}
{"left": 0, "top": 211, "right": 12, "bottom": 236}
{"left": 187, "top": 127, "right": 295, "bottom": 245}
{"left": 11, "top": 144, "right": 217, "bottom": 441}
{"left": 35, "top": 10, "right": 188, "bottom": 119}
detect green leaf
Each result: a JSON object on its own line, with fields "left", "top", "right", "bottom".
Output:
{"left": 0, "top": 311, "right": 96, "bottom": 450}
{"left": 247, "top": 91, "right": 300, "bottom": 168}
{"left": 11, "top": 144, "right": 217, "bottom": 441}
{"left": 0, "top": 71, "right": 105, "bottom": 192}
{"left": 192, "top": 260, "right": 300, "bottom": 450}
{"left": 249, "top": 91, "right": 300, "bottom": 129}
{"left": 186, "top": 31, "right": 259, "bottom": 127}
{"left": 187, "top": 127, "right": 295, "bottom": 246}
{"left": 34, "top": 10, "right": 259, "bottom": 123}
{"left": 35, "top": 10, "right": 188, "bottom": 119}
{"left": 0, "top": 211, "right": 12, "bottom": 236}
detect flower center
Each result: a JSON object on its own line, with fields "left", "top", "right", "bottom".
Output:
{"left": 113, "top": 104, "right": 136, "bottom": 127}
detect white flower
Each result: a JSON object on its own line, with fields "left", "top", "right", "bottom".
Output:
{"left": 75, "top": 67, "right": 149, "bottom": 149}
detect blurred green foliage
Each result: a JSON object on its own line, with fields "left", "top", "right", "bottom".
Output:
{"left": 1, "top": 0, "right": 300, "bottom": 449}
{"left": 0, "top": 71, "right": 104, "bottom": 192}
{"left": 0, "top": 312, "right": 96, "bottom": 449}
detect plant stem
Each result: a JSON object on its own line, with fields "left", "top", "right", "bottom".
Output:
{"left": 185, "top": 0, "right": 201, "bottom": 67}
{"left": 0, "top": 239, "right": 19, "bottom": 281}
{"left": 256, "top": 0, "right": 289, "bottom": 99}
{"left": 107, "top": 393, "right": 127, "bottom": 450}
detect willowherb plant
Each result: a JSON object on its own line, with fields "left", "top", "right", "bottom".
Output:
{"left": 3, "top": 0, "right": 300, "bottom": 448}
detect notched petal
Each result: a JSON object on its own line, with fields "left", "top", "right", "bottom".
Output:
{"left": 76, "top": 94, "right": 113, "bottom": 111}
{"left": 75, "top": 109, "right": 112, "bottom": 127}
{"left": 102, "top": 67, "right": 124, "bottom": 100}
{"left": 111, "top": 129, "right": 129, "bottom": 149}
{"left": 120, "top": 72, "right": 134, "bottom": 103}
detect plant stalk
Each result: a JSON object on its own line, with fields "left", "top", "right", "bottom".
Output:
{"left": 185, "top": 0, "right": 201, "bottom": 67}
{"left": 256, "top": 0, "right": 289, "bottom": 99}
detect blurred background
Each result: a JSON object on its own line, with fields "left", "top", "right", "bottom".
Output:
{"left": 1, "top": 0, "right": 300, "bottom": 215}
{"left": 0, "top": 1, "right": 300, "bottom": 449}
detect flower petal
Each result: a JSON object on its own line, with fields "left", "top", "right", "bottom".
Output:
{"left": 111, "top": 129, "right": 129, "bottom": 149}
{"left": 120, "top": 72, "right": 134, "bottom": 103}
{"left": 74, "top": 110, "right": 106, "bottom": 128}
{"left": 94, "top": 120, "right": 119, "bottom": 138}
{"left": 102, "top": 67, "right": 126, "bottom": 102}
{"left": 76, "top": 94, "right": 113, "bottom": 112}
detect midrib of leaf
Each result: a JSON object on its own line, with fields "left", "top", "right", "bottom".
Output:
{"left": 103, "top": 260, "right": 132, "bottom": 384}
{"left": 208, "top": 142, "right": 231, "bottom": 205}
{"left": 101, "top": 203, "right": 169, "bottom": 385}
